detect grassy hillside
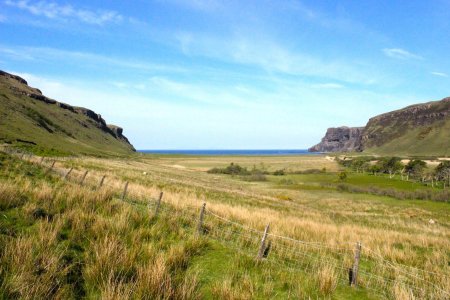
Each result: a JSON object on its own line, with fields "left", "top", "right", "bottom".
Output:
{"left": 2, "top": 151, "right": 448, "bottom": 299}
{"left": 0, "top": 71, "right": 135, "bottom": 156}
{"left": 361, "top": 97, "right": 450, "bottom": 156}
{"left": 364, "top": 119, "right": 450, "bottom": 156}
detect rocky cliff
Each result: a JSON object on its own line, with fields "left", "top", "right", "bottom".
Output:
{"left": 308, "top": 127, "right": 364, "bottom": 152}
{"left": 309, "top": 97, "right": 450, "bottom": 155}
{"left": 0, "top": 70, "right": 135, "bottom": 155}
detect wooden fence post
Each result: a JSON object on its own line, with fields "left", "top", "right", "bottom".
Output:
{"left": 80, "top": 171, "right": 89, "bottom": 185}
{"left": 49, "top": 160, "right": 56, "bottom": 171}
{"left": 98, "top": 175, "right": 106, "bottom": 188}
{"left": 197, "top": 203, "right": 206, "bottom": 235}
{"left": 257, "top": 223, "right": 270, "bottom": 261}
{"left": 154, "top": 192, "right": 164, "bottom": 217}
{"left": 64, "top": 168, "right": 73, "bottom": 180}
{"left": 351, "top": 241, "right": 362, "bottom": 287}
{"left": 121, "top": 181, "right": 129, "bottom": 200}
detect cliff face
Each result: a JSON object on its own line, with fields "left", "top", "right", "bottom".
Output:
{"left": 0, "top": 70, "right": 135, "bottom": 155}
{"left": 310, "top": 97, "right": 450, "bottom": 155}
{"left": 308, "top": 127, "right": 364, "bottom": 152}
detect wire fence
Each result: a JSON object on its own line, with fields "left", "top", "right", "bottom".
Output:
{"left": 2, "top": 147, "right": 449, "bottom": 299}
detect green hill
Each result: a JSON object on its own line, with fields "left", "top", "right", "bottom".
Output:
{"left": 361, "top": 97, "right": 450, "bottom": 156}
{"left": 310, "top": 97, "right": 450, "bottom": 156}
{"left": 0, "top": 71, "right": 135, "bottom": 156}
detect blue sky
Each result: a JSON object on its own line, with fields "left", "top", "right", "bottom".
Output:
{"left": 1, "top": 0, "right": 449, "bottom": 149}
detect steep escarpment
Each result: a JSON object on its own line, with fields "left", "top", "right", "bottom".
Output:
{"left": 310, "top": 97, "right": 450, "bottom": 155}
{"left": 0, "top": 70, "right": 135, "bottom": 156}
{"left": 308, "top": 127, "right": 364, "bottom": 152}
{"left": 360, "top": 98, "right": 450, "bottom": 155}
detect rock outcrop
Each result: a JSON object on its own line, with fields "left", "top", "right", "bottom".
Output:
{"left": 107, "top": 125, "right": 133, "bottom": 145}
{"left": 309, "top": 127, "right": 364, "bottom": 152}
{"left": 0, "top": 70, "right": 28, "bottom": 85}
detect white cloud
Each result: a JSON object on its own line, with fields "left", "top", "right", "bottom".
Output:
{"left": 163, "top": 0, "right": 222, "bottom": 12}
{"left": 174, "top": 32, "right": 379, "bottom": 85}
{"left": 0, "top": 45, "right": 186, "bottom": 73}
{"left": 382, "top": 48, "right": 422, "bottom": 60}
{"left": 431, "top": 71, "right": 448, "bottom": 77}
{"left": 312, "top": 83, "right": 344, "bottom": 89}
{"left": 4, "top": 0, "right": 123, "bottom": 25}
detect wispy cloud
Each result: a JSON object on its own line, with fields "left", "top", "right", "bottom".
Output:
{"left": 163, "top": 0, "right": 223, "bottom": 12}
{"left": 431, "top": 71, "right": 448, "bottom": 77}
{"left": 0, "top": 45, "right": 186, "bottom": 73}
{"left": 312, "top": 83, "right": 344, "bottom": 89}
{"left": 4, "top": 0, "right": 123, "bottom": 25}
{"left": 174, "top": 32, "right": 379, "bottom": 85}
{"left": 382, "top": 48, "right": 422, "bottom": 60}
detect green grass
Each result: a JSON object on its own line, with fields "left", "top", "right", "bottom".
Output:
{"left": 273, "top": 172, "right": 438, "bottom": 192}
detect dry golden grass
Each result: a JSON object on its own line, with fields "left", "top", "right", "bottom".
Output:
{"left": 46, "top": 155, "right": 449, "bottom": 270}
{"left": 3, "top": 152, "right": 449, "bottom": 299}
{"left": 316, "top": 264, "right": 338, "bottom": 295}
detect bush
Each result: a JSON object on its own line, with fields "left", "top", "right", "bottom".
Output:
{"left": 291, "top": 169, "right": 325, "bottom": 175}
{"left": 273, "top": 169, "right": 285, "bottom": 176}
{"left": 338, "top": 171, "right": 347, "bottom": 181}
{"left": 241, "top": 172, "right": 267, "bottom": 182}
{"left": 207, "top": 163, "right": 250, "bottom": 175}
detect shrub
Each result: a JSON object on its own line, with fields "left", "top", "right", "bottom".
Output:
{"left": 291, "top": 169, "right": 325, "bottom": 175}
{"left": 338, "top": 171, "right": 347, "bottom": 181}
{"left": 207, "top": 163, "right": 250, "bottom": 175}
{"left": 241, "top": 172, "right": 267, "bottom": 182}
{"left": 273, "top": 169, "right": 285, "bottom": 176}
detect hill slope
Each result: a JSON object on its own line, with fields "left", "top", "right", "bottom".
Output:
{"left": 361, "top": 97, "right": 450, "bottom": 156}
{"left": 310, "top": 97, "right": 450, "bottom": 156}
{"left": 0, "top": 71, "right": 135, "bottom": 156}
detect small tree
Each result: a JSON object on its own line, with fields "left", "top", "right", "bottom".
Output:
{"left": 368, "top": 164, "right": 381, "bottom": 176}
{"left": 435, "top": 161, "right": 450, "bottom": 187}
{"left": 405, "top": 160, "right": 427, "bottom": 181}
{"left": 378, "top": 157, "right": 404, "bottom": 179}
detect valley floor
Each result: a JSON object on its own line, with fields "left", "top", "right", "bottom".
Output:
{"left": 0, "top": 151, "right": 449, "bottom": 299}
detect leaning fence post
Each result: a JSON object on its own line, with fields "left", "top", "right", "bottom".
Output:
{"left": 351, "top": 241, "right": 362, "bottom": 287}
{"left": 121, "top": 181, "right": 129, "bottom": 200}
{"left": 98, "top": 175, "right": 106, "bottom": 188}
{"left": 64, "top": 168, "right": 73, "bottom": 180}
{"left": 80, "top": 171, "right": 88, "bottom": 185}
{"left": 197, "top": 203, "right": 206, "bottom": 235}
{"left": 154, "top": 192, "right": 164, "bottom": 217}
{"left": 257, "top": 223, "right": 270, "bottom": 261}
